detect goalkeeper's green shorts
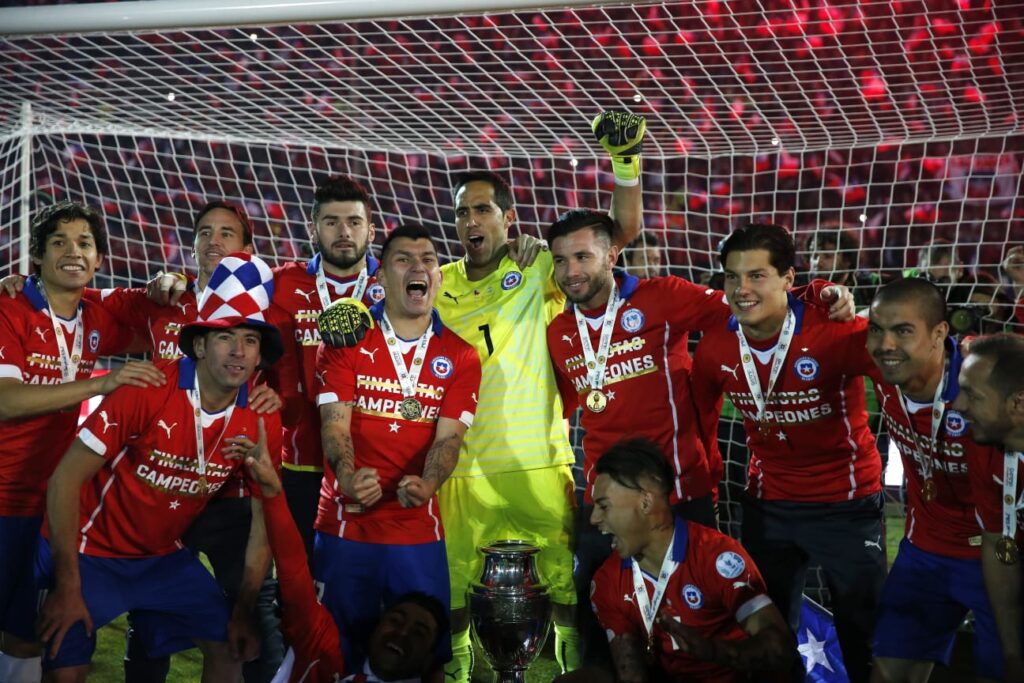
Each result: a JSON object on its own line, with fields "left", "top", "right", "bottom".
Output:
{"left": 439, "top": 464, "right": 577, "bottom": 610}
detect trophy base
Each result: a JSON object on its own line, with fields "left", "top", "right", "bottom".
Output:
{"left": 493, "top": 670, "right": 528, "bottom": 683}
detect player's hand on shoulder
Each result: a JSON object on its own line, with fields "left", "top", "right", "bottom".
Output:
{"left": 396, "top": 474, "right": 437, "bottom": 508}
{"left": 0, "top": 273, "right": 25, "bottom": 298}
{"left": 340, "top": 467, "right": 383, "bottom": 507}
{"left": 319, "top": 297, "right": 374, "bottom": 348}
{"left": 507, "top": 234, "right": 548, "bottom": 270}
{"left": 100, "top": 360, "right": 166, "bottom": 394}
{"left": 224, "top": 418, "right": 281, "bottom": 498}
{"left": 248, "top": 383, "right": 282, "bottom": 414}
{"left": 37, "top": 585, "right": 93, "bottom": 659}
{"left": 821, "top": 284, "right": 856, "bottom": 321}
{"left": 146, "top": 271, "right": 188, "bottom": 306}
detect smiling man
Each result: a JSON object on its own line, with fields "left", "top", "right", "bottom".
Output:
{"left": 0, "top": 201, "right": 163, "bottom": 682}
{"left": 315, "top": 224, "right": 481, "bottom": 674}
{"left": 34, "top": 252, "right": 283, "bottom": 683}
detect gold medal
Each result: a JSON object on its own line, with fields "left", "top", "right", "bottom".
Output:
{"left": 586, "top": 389, "right": 607, "bottom": 413}
{"left": 757, "top": 418, "right": 772, "bottom": 436}
{"left": 198, "top": 475, "right": 209, "bottom": 495}
{"left": 399, "top": 397, "right": 423, "bottom": 420}
{"left": 921, "top": 478, "right": 937, "bottom": 503}
{"left": 996, "top": 535, "right": 1019, "bottom": 565}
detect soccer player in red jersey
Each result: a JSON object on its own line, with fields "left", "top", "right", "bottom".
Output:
{"left": 316, "top": 224, "right": 480, "bottom": 673}
{"left": 269, "top": 176, "right": 385, "bottom": 562}
{"left": 953, "top": 333, "right": 1024, "bottom": 683}
{"left": 588, "top": 439, "right": 793, "bottom": 683}
{"left": 0, "top": 201, "right": 163, "bottom": 682}
{"left": 691, "top": 223, "right": 884, "bottom": 683}
{"left": 867, "top": 278, "right": 1004, "bottom": 682}
{"left": 34, "top": 253, "right": 283, "bottom": 683}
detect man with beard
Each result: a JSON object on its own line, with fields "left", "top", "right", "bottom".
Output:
{"left": 953, "top": 333, "right": 1024, "bottom": 683}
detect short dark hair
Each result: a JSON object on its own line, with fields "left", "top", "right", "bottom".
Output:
{"left": 29, "top": 201, "right": 108, "bottom": 272}
{"left": 919, "top": 240, "right": 960, "bottom": 268}
{"left": 311, "top": 175, "right": 374, "bottom": 223}
{"left": 719, "top": 223, "right": 795, "bottom": 274}
{"left": 967, "top": 333, "right": 1024, "bottom": 400}
{"left": 872, "top": 277, "right": 948, "bottom": 329}
{"left": 627, "top": 231, "right": 662, "bottom": 250}
{"left": 546, "top": 208, "right": 616, "bottom": 247}
{"left": 809, "top": 228, "right": 859, "bottom": 263}
{"left": 194, "top": 201, "right": 254, "bottom": 246}
{"left": 452, "top": 171, "right": 514, "bottom": 213}
{"left": 386, "top": 591, "right": 449, "bottom": 646}
{"left": 594, "top": 438, "right": 674, "bottom": 497}
{"left": 380, "top": 223, "right": 435, "bottom": 264}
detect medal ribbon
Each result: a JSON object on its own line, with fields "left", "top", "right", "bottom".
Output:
{"left": 316, "top": 262, "right": 369, "bottom": 310}
{"left": 895, "top": 354, "right": 949, "bottom": 487}
{"left": 39, "top": 281, "right": 84, "bottom": 383}
{"left": 1002, "top": 451, "right": 1024, "bottom": 542}
{"left": 379, "top": 312, "right": 432, "bottom": 406}
{"left": 735, "top": 308, "right": 796, "bottom": 425}
{"left": 188, "top": 382, "right": 236, "bottom": 492}
{"left": 574, "top": 282, "right": 622, "bottom": 393}
{"left": 630, "top": 534, "right": 678, "bottom": 644}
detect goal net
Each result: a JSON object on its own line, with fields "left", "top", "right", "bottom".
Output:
{"left": 2, "top": 0, "right": 1022, "bottom": 603}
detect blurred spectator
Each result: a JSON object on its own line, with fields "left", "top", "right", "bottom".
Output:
{"left": 807, "top": 225, "right": 885, "bottom": 308}
{"left": 619, "top": 231, "right": 665, "bottom": 279}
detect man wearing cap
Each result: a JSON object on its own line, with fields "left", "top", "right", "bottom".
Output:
{"left": 34, "top": 253, "right": 283, "bottom": 683}
{"left": 315, "top": 224, "right": 481, "bottom": 672}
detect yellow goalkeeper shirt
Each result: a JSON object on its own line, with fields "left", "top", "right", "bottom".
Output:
{"left": 437, "top": 250, "right": 574, "bottom": 476}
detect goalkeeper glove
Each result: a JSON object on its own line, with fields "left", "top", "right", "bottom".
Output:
{"left": 592, "top": 111, "right": 646, "bottom": 186}
{"left": 318, "top": 298, "right": 374, "bottom": 348}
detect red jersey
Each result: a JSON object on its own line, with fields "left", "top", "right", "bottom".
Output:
{"left": 872, "top": 340, "right": 995, "bottom": 559}
{"left": 692, "top": 297, "right": 882, "bottom": 502}
{"left": 547, "top": 273, "right": 729, "bottom": 503}
{"left": 272, "top": 255, "right": 383, "bottom": 471}
{"left": 264, "top": 493, "right": 345, "bottom": 682}
{"left": 43, "top": 358, "right": 283, "bottom": 558}
{"left": 0, "top": 276, "right": 135, "bottom": 516}
{"left": 971, "top": 447, "right": 1024, "bottom": 543}
{"left": 88, "top": 284, "right": 199, "bottom": 361}
{"left": 591, "top": 517, "right": 773, "bottom": 683}
{"left": 315, "top": 305, "right": 480, "bottom": 544}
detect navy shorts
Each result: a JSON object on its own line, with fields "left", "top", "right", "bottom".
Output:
{"left": 873, "top": 538, "right": 1002, "bottom": 680}
{"left": 33, "top": 536, "right": 230, "bottom": 670}
{"left": 312, "top": 532, "right": 451, "bottom": 671}
{"left": 0, "top": 515, "right": 42, "bottom": 639}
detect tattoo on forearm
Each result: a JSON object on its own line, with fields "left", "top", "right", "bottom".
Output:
{"left": 611, "top": 635, "right": 648, "bottom": 683}
{"left": 713, "top": 627, "right": 793, "bottom": 672}
{"left": 422, "top": 433, "right": 460, "bottom": 486}
{"left": 321, "top": 402, "right": 355, "bottom": 474}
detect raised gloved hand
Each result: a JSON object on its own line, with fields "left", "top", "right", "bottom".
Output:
{"left": 592, "top": 111, "right": 646, "bottom": 185}
{"left": 318, "top": 297, "right": 374, "bottom": 348}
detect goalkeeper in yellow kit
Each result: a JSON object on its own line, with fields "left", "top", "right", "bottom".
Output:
{"left": 319, "top": 112, "right": 646, "bottom": 681}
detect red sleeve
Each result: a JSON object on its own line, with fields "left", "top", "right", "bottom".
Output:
{"left": 970, "top": 446, "right": 1004, "bottom": 533}
{"left": 0, "top": 304, "right": 27, "bottom": 373}
{"left": 263, "top": 493, "right": 345, "bottom": 675}
{"left": 792, "top": 279, "right": 834, "bottom": 312}
{"left": 662, "top": 277, "right": 733, "bottom": 333}
{"left": 438, "top": 341, "right": 481, "bottom": 426}
{"left": 590, "top": 561, "right": 639, "bottom": 641}
{"left": 843, "top": 316, "right": 876, "bottom": 377}
{"left": 77, "top": 382, "right": 161, "bottom": 459}
{"left": 547, "top": 324, "right": 577, "bottom": 420}
{"left": 316, "top": 343, "right": 356, "bottom": 405}
{"left": 94, "top": 287, "right": 156, "bottom": 339}
{"left": 694, "top": 530, "right": 770, "bottom": 622}
{"left": 265, "top": 303, "right": 302, "bottom": 427}
{"left": 690, "top": 339, "right": 727, "bottom": 430}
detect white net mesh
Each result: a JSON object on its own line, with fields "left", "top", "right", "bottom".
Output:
{"left": 2, "top": 0, "right": 1023, "bottom": 604}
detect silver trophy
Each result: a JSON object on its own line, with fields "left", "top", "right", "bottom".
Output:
{"left": 468, "top": 540, "right": 552, "bottom": 683}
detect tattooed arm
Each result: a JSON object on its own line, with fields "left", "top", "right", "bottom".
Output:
{"left": 608, "top": 633, "right": 650, "bottom": 683}
{"left": 396, "top": 416, "right": 467, "bottom": 508}
{"left": 319, "top": 400, "right": 382, "bottom": 507}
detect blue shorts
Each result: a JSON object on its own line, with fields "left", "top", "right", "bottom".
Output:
{"left": 33, "top": 536, "right": 230, "bottom": 670}
{"left": 312, "top": 532, "right": 451, "bottom": 671}
{"left": 873, "top": 538, "right": 1001, "bottom": 679}
{"left": 0, "top": 515, "right": 42, "bottom": 639}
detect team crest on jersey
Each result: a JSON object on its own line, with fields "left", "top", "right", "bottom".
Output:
{"left": 88, "top": 330, "right": 100, "bottom": 353}
{"left": 501, "top": 271, "right": 523, "bottom": 290}
{"left": 431, "top": 356, "right": 453, "bottom": 379}
{"left": 368, "top": 283, "right": 385, "bottom": 303}
{"left": 793, "top": 356, "right": 820, "bottom": 381}
{"left": 715, "top": 551, "right": 746, "bottom": 579}
{"left": 945, "top": 410, "right": 967, "bottom": 437}
{"left": 620, "top": 308, "right": 645, "bottom": 333}
{"left": 682, "top": 584, "right": 704, "bottom": 609}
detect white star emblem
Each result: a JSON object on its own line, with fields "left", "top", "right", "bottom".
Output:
{"left": 776, "top": 431, "right": 787, "bottom": 441}
{"left": 169, "top": 500, "right": 181, "bottom": 510}
{"left": 389, "top": 421, "right": 400, "bottom": 433}
{"left": 798, "top": 629, "right": 835, "bottom": 673}
{"left": 606, "top": 390, "right": 616, "bottom": 401}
